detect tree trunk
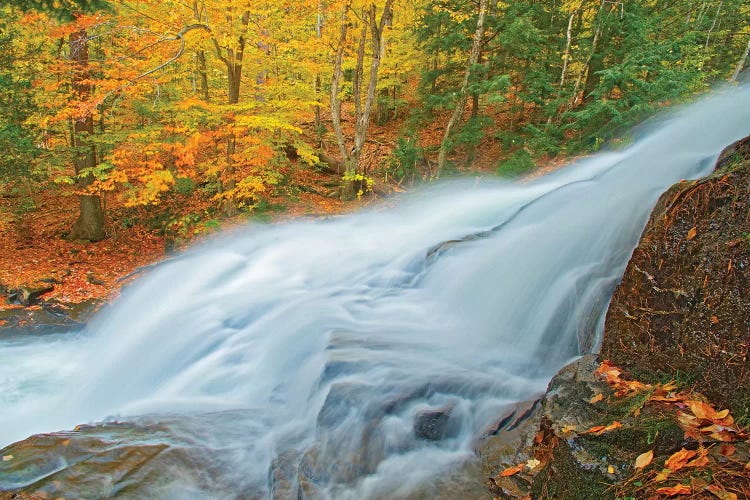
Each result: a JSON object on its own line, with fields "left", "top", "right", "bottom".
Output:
{"left": 215, "top": 11, "right": 248, "bottom": 218}
{"left": 704, "top": 0, "right": 723, "bottom": 50}
{"left": 197, "top": 50, "right": 209, "bottom": 101}
{"left": 330, "top": 0, "right": 352, "bottom": 168}
{"left": 68, "top": 29, "right": 105, "bottom": 242}
{"left": 559, "top": 10, "right": 577, "bottom": 88}
{"left": 351, "top": 0, "right": 394, "bottom": 170}
{"left": 730, "top": 35, "right": 750, "bottom": 83}
{"left": 437, "top": 0, "right": 488, "bottom": 175}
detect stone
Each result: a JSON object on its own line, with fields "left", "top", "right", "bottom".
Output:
{"left": 17, "top": 284, "right": 53, "bottom": 306}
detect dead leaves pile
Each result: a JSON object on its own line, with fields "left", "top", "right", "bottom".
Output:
{"left": 595, "top": 360, "right": 749, "bottom": 499}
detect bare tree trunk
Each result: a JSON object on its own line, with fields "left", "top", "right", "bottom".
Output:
{"left": 197, "top": 50, "right": 209, "bottom": 101}
{"left": 731, "top": 35, "right": 750, "bottom": 83}
{"left": 330, "top": 0, "right": 352, "bottom": 169}
{"left": 314, "top": 9, "right": 323, "bottom": 139}
{"left": 569, "top": 1, "right": 604, "bottom": 111}
{"left": 704, "top": 0, "right": 723, "bottom": 50}
{"left": 353, "top": 22, "right": 367, "bottom": 125}
{"left": 351, "top": 0, "right": 394, "bottom": 169}
{"left": 437, "top": 0, "right": 488, "bottom": 175}
{"left": 68, "top": 29, "right": 105, "bottom": 242}
{"left": 559, "top": 10, "right": 577, "bottom": 88}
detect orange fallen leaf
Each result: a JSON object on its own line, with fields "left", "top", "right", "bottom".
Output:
{"left": 656, "top": 484, "right": 691, "bottom": 496}
{"left": 586, "top": 421, "right": 623, "bottom": 435}
{"left": 665, "top": 448, "right": 697, "bottom": 472}
{"left": 589, "top": 393, "right": 603, "bottom": 404}
{"left": 685, "top": 455, "right": 709, "bottom": 468}
{"left": 635, "top": 450, "right": 653, "bottom": 469}
{"left": 687, "top": 226, "right": 697, "bottom": 240}
{"left": 706, "top": 484, "right": 738, "bottom": 500}
{"left": 719, "top": 444, "right": 736, "bottom": 457}
{"left": 499, "top": 464, "right": 524, "bottom": 477}
{"left": 710, "top": 315, "right": 719, "bottom": 324}
{"left": 687, "top": 400, "right": 716, "bottom": 421}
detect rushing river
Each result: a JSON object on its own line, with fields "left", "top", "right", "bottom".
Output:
{"left": 1, "top": 86, "right": 750, "bottom": 499}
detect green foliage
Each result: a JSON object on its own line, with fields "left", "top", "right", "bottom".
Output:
{"left": 0, "top": 14, "right": 40, "bottom": 184}
{"left": 497, "top": 150, "right": 535, "bottom": 178}
{"left": 389, "top": 135, "right": 425, "bottom": 182}
{"left": 174, "top": 176, "right": 196, "bottom": 196}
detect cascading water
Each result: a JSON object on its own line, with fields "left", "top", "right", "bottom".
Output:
{"left": 1, "top": 86, "right": 749, "bottom": 499}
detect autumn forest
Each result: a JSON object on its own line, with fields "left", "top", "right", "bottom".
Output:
{"left": 0, "top": 0, "right": 747, "bottom": 300}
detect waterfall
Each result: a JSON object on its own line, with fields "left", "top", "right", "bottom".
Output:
{"left": 1, "top": 86, "right": 749, "bottom": 498}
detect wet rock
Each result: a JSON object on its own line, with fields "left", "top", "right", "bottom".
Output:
{"left": 413, "top": 405, "right": 459, "bottom": 441}
{"left": 0, "top": 299, "right": 100, "bottom": 336}
{"left": 17, "top": 284, "right": 54, "bottom": 306}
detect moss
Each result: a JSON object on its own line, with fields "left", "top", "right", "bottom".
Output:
{"left": 529, "top": 441, "right": 615, "bottom": 500}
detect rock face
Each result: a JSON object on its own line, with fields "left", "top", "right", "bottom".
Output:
{"left": 601, "top": 136, "right": 750, "bottom": 418}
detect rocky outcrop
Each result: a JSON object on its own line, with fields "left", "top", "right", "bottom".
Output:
{"left": 601, "top": 136, "right": 750, "bottom": 418}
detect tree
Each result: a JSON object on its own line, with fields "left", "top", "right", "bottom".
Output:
{"left": 436, "top": 0, "right": 488, "bottom": 174}
{"left": 329, "top": 0, "right": 395, "bottom": 184}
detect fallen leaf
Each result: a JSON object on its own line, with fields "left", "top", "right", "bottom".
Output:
{"left": 1, "top": 455, "right": 12, "bottom": 461}
{"left": 706, "top": 484, "right": 738, "bottom": 500}
{"left": 687, "top": 226, "right": 697, "bottom": 240}
{"left": 635, "top": 450, "right": 654, "bottom": 469}
{"left": 561, "top": 424, "right": 577, "bottom": 435}
{"left": 686, "top": 400, "right": 715, "bottom": 421}
{"left": 499, "top": 464, "right": 524, "bottom": 477}
{"left": 685, "top": 455, "right": 709, "bottom": 468}
{"left": 655, "top": 484, "right": 691, "bottom": 496}
{"left": 719, "top": 444, "right": 736, "bottom": 457}
{"left": 607, "top": 465, "right": 615, "bottom": 474}
{"left": 654, "top": 468, "right": 672, "bottom": 482}
{"left": 710, "top": 315, "right": 719, "bottom": 324}
{"left": 715, "top": 409, "right": 730, "bottom": 420}
{"left": 665, "top": 448, "right": 697, "bottom": 472}
{"left": 589, "top": 393, "right": 603, "bottom": 404}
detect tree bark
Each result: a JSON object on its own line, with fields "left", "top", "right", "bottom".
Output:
{"left": 731, "top": 35, "right": 750, "bottom": 83}
{"left": 437, "top": 0, "right": 488, "bottom": 175}
{"left": 330, "top": 0, "right": 352, "bottom": 168}
{"left": 68, "top": 29, "right": 105, "bottom": 242}
{"left": 213, "top": 10, "right": 249, "bottom": 217}
{"left": 704, "top": 0, "right": 723, "bottom": 50}
{"left": 559, "top": 10, "right": 577, "bottom": 88}
{"left": 352, "top": 0, "right": 393, "bottom": 169}
{"left": 569, "top": 0, "right": 605, "bottom": 110}
{"left": 197, "top": 50, "right": 209, "bottom": 101}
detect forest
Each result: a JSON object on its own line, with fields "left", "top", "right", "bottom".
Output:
{"left": 1, "top": 0, "right": 748, "bottom": 301}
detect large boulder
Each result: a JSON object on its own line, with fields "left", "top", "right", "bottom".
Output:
{"left": 601, "top": 136, "right": 750, "bottom": 417}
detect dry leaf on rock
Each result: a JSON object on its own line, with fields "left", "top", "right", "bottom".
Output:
{"left": 499, "top": 464, "right": 524, "bottom": 477}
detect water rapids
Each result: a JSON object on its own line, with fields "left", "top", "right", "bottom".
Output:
{"left": 1, "top": 86, "right": 749, "bottom": 499}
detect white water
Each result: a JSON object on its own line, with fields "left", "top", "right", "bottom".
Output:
{"left": 1, "top": 87, "right": 750, "bottom": 498}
